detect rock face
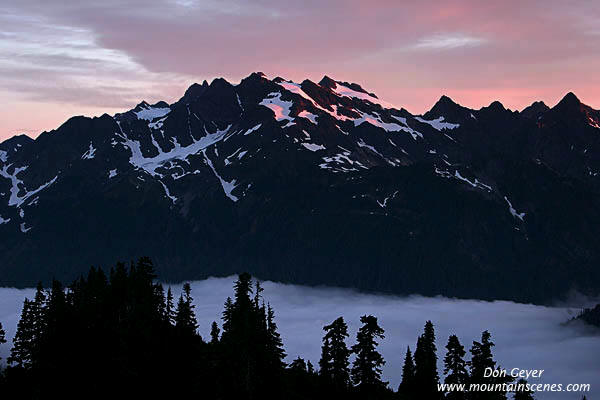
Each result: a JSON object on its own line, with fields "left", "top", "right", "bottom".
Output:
{"left": 1, "top": 73, "right": 600, "bottom": 303}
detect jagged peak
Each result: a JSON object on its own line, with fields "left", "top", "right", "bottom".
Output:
{"left": 181, "top": 81, "right": 210, "bottom": 102}
{"left": 554, "top": 92, "right": 581, "bottom": 109}
{"left": 486, "top": 100, "right": 506, "bottom": 111}
{"left": 434, "top": 95, "right": 458, "bottom": 108}
{"left": 238, "top": 72, "right": 270, "bottom": 87}
{"left": 520, "top": 101, "right": 549, "bottom": 119}
{"left": 209, "top": 77, "right": 232, "bottom": 88}
{"left": 153, "top": 100, "right": 170, "bottom": 109}
{"left": 426, "top": 95, "right": 463, "bottom": 116}
{"left": 319, "top": 75, "right": 337, "bottom": 89}
{"left": 134, "top": 100, "right": 150, "bottom": 110}
{"left": 245, "top": 71, "right": 267, "bottom": 81}
{"left": 523, "top": 100, "right": 548, "bottom": 110}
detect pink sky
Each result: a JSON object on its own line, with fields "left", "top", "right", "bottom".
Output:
{"left": 1, "top": 0, "right": 599, "bottom": 141}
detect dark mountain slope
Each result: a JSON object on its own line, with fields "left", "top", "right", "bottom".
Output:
{"left": 1, "top": 73, "right": 599, "bottom": 303}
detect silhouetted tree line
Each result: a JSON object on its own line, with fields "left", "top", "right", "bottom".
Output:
{"left": 0, "top": 258, "right": 554, "bottom": 399}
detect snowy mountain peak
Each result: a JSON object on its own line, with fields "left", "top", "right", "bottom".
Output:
{"left": 2, "top": 74, "right": 600, "bottom": 302}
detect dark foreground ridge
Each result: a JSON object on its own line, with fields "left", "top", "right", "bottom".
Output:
{"left": 2, "top": 73, "right": 600, "bottom": 303}
{"left": 0, "top": 258, "right": 546, "bottom": 400}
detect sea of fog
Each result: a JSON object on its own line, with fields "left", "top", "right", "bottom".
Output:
{"left": 1, "top": 277, "right": 598, "bottom": 399}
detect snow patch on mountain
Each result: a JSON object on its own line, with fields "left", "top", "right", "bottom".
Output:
{"left": 377, "top": 190, "right": 399, "bottom": 208}
{"left": 0, "top": 150, "right": 7, "bottom": 163}
{"left": 434, "top": 167, "right": 493, "bottom": 192}
{"left": 202, "top": 150, "right": 238, "bottom": 202}
{"left": 0, "top": 165, "right": 58, "bottom": 207}
{"left": 301, "top": 143, "right": 325, "bottom": 152}
{"left": 236, "top": 93, "right": 244, "bottom": 112}
{"left": 243, "top": 124, "right": 262, "bottom": 136}
{"left": 108, "top": 169, "right": 117, "bottom": 178}
{"left": 116, "top": 121, "right": 231, "bottom": 177}
{"left": 277, "top": 81, "right": 317, "bottom": 106}
{"left": 298, "top": 110, "right": 318, "bottom": 124}
{"left": 357, "top": 139, "right": 384, "bottom": 158}
{"left": 415, "top": 116, "right": 460, "bottom": 131}
{"left": 149, "top": 116, "right": 168, "bottom": 130}
{"left": 81, "top": 142, "right": 96, "bottom": 159}
{"left": 20, "top": 222, "right": 31, "bottom": 233}
{"left": 259, "top": 92, "right": 293, "bottom": 122}
{"left": 331, "top": 82, "right": 395, "bottom": 109}
{"left": 351, "top": 112, "right": 423, "bottom": 140}
{"left": 504, "top": 196, "right": 526, "bottom": 221}
{"left": 0, "top": 215, "right": 9, "bottom": 224}
{"left": 135, "top": 106, "right": 171, "bottom": 121}
{"left": 454, "top": 171, "right": 492, "bottom": 191}
{"left": 354, "top": 112, "right": 404, "bottom": 133}
{"left": 319, "top": 150, "right": 368, "bottom": 172}
{"left": 389, "top": 116, "right": 424, "bottom": 140}
{"left": 159, "top": 181, "right": 177, "bottom": 203}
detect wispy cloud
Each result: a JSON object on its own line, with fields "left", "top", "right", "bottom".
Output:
{"left": 412, "top": 33, "right": 488, "bottom": 50}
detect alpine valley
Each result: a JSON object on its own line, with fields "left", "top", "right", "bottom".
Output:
{"left": 2, "top": 72, "right": 600, "bottom": 303}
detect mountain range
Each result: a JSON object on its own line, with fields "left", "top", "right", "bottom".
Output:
{"left": 1, "top": 72, "right": 600, "bottom": 303}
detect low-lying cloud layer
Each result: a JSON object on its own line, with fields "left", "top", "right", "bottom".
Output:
{"left": 1, "top": 278, "right": 598, "bottom": 399}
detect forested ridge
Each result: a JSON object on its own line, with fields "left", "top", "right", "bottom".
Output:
{"left": 0, "top": 257, "right": 569, "bottom": 399}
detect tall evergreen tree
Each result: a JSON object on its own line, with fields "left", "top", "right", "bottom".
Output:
{"left": 320, "top": 317, "right": 351, "bottom": 389}
{"left": 350, "top": 315, "right": 386, "bottom": 389}
{"left": 8, "top": 299, "right": 35, "bottom": 368}
{"left": 253, "top": 281, "right": 264, "bottom": 309}
{"left": 43, "top": 279, "right": 67, "bottom": 350}
{"left": 319, "top": 336, "right": 332, "bottom": 378}
{"left": 0, "top": 321, "right": 6, "bottom": 362}
{"left": 414, "top": 321, "right": 441, "bottom": 399}
{"left": 210, "top": 321, "right": 220, "bottom": 344}
{"left": 233, "top": 272, "right": 253, "bottom": 309}
{"left": 165, "top": 287, "right": 175, "bottom": 325}
{"left": 469, "top": 330, "right": 510, "bottom": 400}
{"left": 443, "top": 335, "right": 469, "bottom": 400}
{"left": 307, "top": 360, "right": 314, "bottom": 375}
{"left": 31, "top": 282, "right": 47, "bottom": 349}
{"left": 221, "top": 297, "right": 233, "bottom": 335}
{"left": 289, "top": 357, "right": 307, "bottom": 372}
{"left": 266, "top": 303, "right": 286, "bottom": 368}
{"left": 174, "top": 283, "right": 198, "bottom": 336}
{"left": 398, "top": 346, "right": 416, "bottom": 399}
{"left": 155, "top": 284, "right": 167, "bottom": 322}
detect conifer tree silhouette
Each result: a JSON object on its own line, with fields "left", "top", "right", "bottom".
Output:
{"left": 398, "top": 346, "right": 416, "bottom": 399}
{"left": 443, "top": 335, "right": 469, "bottom": 400}
{"left": 414, "top": 321, "right": 441, "bottom": 399}
{"left": 320, "top": 317, "right": 351, "bottom": 389}
{"left": 351, "top": 315, "right": 387, "bottom": 390}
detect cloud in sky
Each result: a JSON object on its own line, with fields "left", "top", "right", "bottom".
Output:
{"left": 0, "top": 0, "right": 599, "bottom": 140}
{"left": 1, "top": 277, "right": 599, "bottom": 399}
{"left": 412, "top": 33, "right": 488, "bottom": 50}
